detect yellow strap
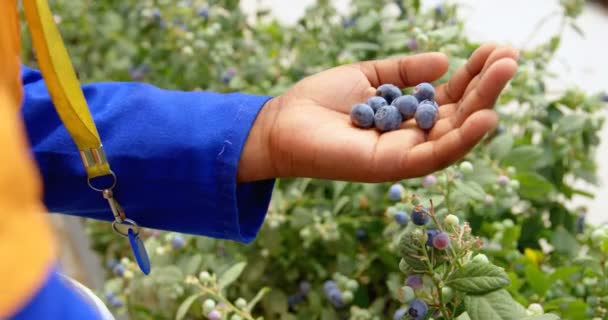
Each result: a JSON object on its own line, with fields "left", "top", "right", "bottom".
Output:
{"left": 22, "top": 0, "right": 110, "bottom": 179}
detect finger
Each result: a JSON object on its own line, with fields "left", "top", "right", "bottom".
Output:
{"left": 435, "top": 43, "right": 497, "bottom": 105}
{"left": 356, "top": 52, "right": 449, "bottom": 89}
{"left": 400, "top": 109, "right": 499, "bottom": 177}
{"left": 428, "top": 57, "right": 516, "bottom": 140}
{"left": 454, "top": 58, "right": 517, "bottom": 127}
{"left": 462, "top": 46, "right": 519, "bottom": 100}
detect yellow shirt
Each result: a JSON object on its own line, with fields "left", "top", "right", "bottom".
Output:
{"left": 0, "top": 0, "right": 57, "bottom": 317}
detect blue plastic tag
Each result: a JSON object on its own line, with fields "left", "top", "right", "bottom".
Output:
{"left": 128, "top": 228, "right": 151, "bottom": 275}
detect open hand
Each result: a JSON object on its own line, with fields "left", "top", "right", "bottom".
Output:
{"left": 238, "top": 43, "right": 518, "bottom": 183}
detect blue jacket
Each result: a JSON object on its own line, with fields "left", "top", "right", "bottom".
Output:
{"left": 11, "top": 65, "right": 275, "bottom": 319}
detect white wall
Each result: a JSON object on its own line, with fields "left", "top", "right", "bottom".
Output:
{"left": 241, "top": 0, "right": 608, "bottom": 224}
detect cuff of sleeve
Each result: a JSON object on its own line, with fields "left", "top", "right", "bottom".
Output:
{"left": 215, "top": 93, "right": 275, "bottom": 243}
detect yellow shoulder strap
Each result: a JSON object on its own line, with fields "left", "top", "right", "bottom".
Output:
{"left": 22, "top": 0, "right": 151, "bottom": 274}
{"left": 22, "top": 0, "right": 110, "bottom": 179}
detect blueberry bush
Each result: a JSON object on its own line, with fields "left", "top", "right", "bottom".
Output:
{"left": 19, "top": 0, "right": 608, "bottom": 319}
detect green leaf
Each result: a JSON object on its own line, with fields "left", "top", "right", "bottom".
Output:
{"left": 183, "top": 254, "right": 203, "bottom": 276}
{"left": 522, "top": 314, "right": 560, "bottom": 320}
{"left": 175, "top": 293, "right": 202, "bottom": 320}
{"left": 333, "top": 195, "right": 350, "bottom": 214}
{"left": 465, "top": 289, "right": 526, "bottom": 320}
{"left": 488, "top": 133, "right": 514, "bottom": 160}
{"left": 524, "top": 264, "right": 550, "bottom": 296}
{"left": 345, "top": 41, "right": 380, "bottom": 52}
{"left": 456, "top": 312, "right": 472, "bottom": 320}
{"left": 501, "top": 146, "right": 544, "bottom": 170}
{"left": 447, "top": 262, "right": 510, "bottom": 294}
{"left": 218, "top": 262, "right": 247, "bottom": 290}
{"left": 556, "top": 114, "right": 586, "bottom": 134}
{"left": 516, "top": 172, "right": 556, "bottom": 200}
{"left": 551, "top": 226, "right": 579, "bottom": 257}
{"left": 549, "top": 266, "right": 580, "bottom": 282}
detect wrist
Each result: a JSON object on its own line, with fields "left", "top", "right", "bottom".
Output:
{"left": 237, "top": 96, "right": 281, "bottom": 183}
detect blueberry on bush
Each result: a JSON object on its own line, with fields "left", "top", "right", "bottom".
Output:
{"left": 392, "top": 95, "right": 419, "bottom": 120}
{"left": 407, "top": 299, "right": 428, "bottom": 320}
{"left": 394, "top": 211, "right": 409, "bottom": 226}
{"left": 367, "top": 96, "right": 388, "bottom": 112}
{"left": 498, "top": 175, "right": 510, "bottom": 187}
{"left": 432, "top": 232, "right": 450, "bottom": 250}
{"left": 171, "top": 234, "right": 185, "bottom": 249}
{"left": 113, "top": 263, "right": 125, "bottom": 277}
{"left": 377, "top": 84, "right": 402, "bottom": 104}
{"left": 405, "top": 275, "right": 423, "bottom": 290}
{"left": 388, "top": 183, "right": 404, "bottom": 201}
{"left": 350, "top": 103, "right": 375, "bottom": 128}
{"left": 207, "top": 310, "right": 221, "bottom": 320}
{"left": 422, "top": 175, "right": 437, "bottom": 188}
{"left": 414, "top": 100, "right": 438, "bottom": 130}
{"left": 411, "top": 206, "right": 430, "bottom": 225}
{"left": 426, "top": 228, "right": 439, "bottom": 246}
{"left": 394, "top": 308, "right": 407, "bottom": 320}
{"left": 375, "top": 105, "right": 403, "bottom": 132}
{"left": 413, "top": 82, "right": 435, "bottom": 102}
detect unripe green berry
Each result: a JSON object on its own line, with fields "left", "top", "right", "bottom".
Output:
{"left": 342, "top": 290, "right": 354, "bottom": 304}
{"left": 441, "top": 286, "right": 454, "bottom": 302}
{"left": 459, "top": 161, "right": 474, "bottom": 173}
{"left": 398, "top": 285, "right": 415, "bottom": 303}
{"left": 203, "top": 299, "right": 216, "bottom": 313}
{"left": 444, "top": 214, "right": 459, "bottom": 227}
{"left": 230, "top": 315, "right": 243, "bottom": 320}
{"left": 235, "top": 298, "right": 247, "bottom": 309}
{"left": 199, "top": 271, "right": 211, "bottom": 283}
{"left": 472, "top": 254, "right": 489, "bottom": 264}
{"left": 509, "top": 179, "right": 520, "bottom": 189}
{"left": 346, "top": 280, "right": 359, "bottom": 291}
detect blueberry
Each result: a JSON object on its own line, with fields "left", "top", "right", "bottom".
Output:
{"left": 407, "top": 299, "right": 428, "bottom": 320}
{"left": 388, "top": 183, "right": 404, "bottom": 201}
{"left": 287, "top": 293, "right": 304, "bottom": 307}
{"left": 355, "top": 228, "right": 367, "bottom": 240}
{"left": 323, "top": 280, "right": 337, "bottom": 293}
{"left": 432, "top": 232, "right": 450, "bottom": 250}
{"left": 327, "top": 288, "right": 344, "bottom": 308}
{"left": 197, "top": 8, "right": 209, "bottom": 18}
{"left": 425, "top": 228, "right": 439, "bottom": 246}
{"left": 377, "top": 84, "right": 403, "bottom": 104}
{"left": 498, "top": 175, "right": 510, "bottom": 187}
{"left": 576, "top": 213, "right": 586, "bottom": 234}
{"left": 405, "top": 275, "right": 423, "bottom": 290}
{"left": 375, "top": 105, "right": 403, "bottom": 132}
{"left": 299, "top": 281, "right": 311, "bottom": 295}
{"left": 108, "top": 296, "right": 123, "bottom": 308}
{"left": 342, "top": 17, "right": 356, "bottom": 28}
{"left": 113, "top": 263, "right": 125, "bottom": 277}
{"left": 414, "top": 101, "right": 438, "bottom": 130}
{"left": 171, "top": 234, "right": 185, "bottom": 249}
{"left": 413, "top": 83, "right": 435, "bottom": 102}
{"left": 394, "top": 211, "right": 409, "bottom": 226}
{"left": 435, "top": 4, "right": 446, "bottom": 16}
{"left": 207, "top": 310, "right": 222, "bottom": 320}
{"left": 106, "top": 259, "right": 118, "bottom": 269}
{"left": 407, "top": 38, "right": 418, "bottom": 51}
{"left": 411, "top": 206, "right": 430, "bottom": 225}
{"left": 394, "top": 308, "right": 407, "bottom": 320}
{"left": 222, "top": 68, "right": 237, "bottom": 84}
{"left": 602, "top": 93, "right": 608, "bottom": 102}
{"left": 367, "top": 96, "right": 388, "bottom": 113}
{"left": 392, "top": 95, "right": 419, "bottom": 120}
{"left": 105, "top": 291, "right": 115, "bottom": 301}
{"left": 422, "top": 175, "right": 437, "bottom": 188}
{"left": 350, "top": 103, "right": 375, "bottom": 128}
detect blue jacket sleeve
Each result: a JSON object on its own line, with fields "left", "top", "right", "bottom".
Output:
{"left": 20, "top": 65, "right": 275, "bottom": 243}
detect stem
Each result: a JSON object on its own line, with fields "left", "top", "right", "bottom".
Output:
{"left": 421, "top": 245, "right": 451, "bottom": 320}
{"left": 443, "top": 172, "right": 453, "bottom": 213}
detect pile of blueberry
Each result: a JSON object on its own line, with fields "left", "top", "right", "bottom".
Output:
{"left": 350, "top": 83, "right": 439, "bottom": 132}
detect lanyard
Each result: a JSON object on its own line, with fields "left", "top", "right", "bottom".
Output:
{"left": 22, "top": 0, "right": 151, "bottom": 275}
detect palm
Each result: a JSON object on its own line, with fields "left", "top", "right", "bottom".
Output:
{"left": 268, "top": 44, "right": 518, "bottom": 182}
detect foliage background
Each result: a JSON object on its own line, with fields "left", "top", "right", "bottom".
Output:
{"left": 19, "top": 0, "right": 608, "bottom": 319}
